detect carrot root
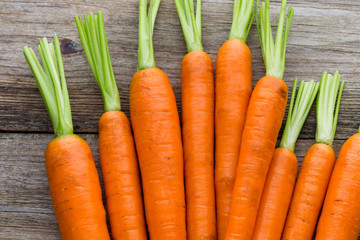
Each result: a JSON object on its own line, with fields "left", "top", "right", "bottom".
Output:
{"left": 99, "top": 111, "right": 147, "bottom": 240}
{"left": 46, "top": 134, "right": 110, "bottom": 240}
{"left": 225, "top": 76, "right": 288, "bottom": 240}
{"left": 182, "top": 51, "right": 216, "bottom": 240}
{"left": 130, "top": 67, "right": 186, "bottom": 240}
{"left": 215, "top": 39, "right": 252, "bottom": 240}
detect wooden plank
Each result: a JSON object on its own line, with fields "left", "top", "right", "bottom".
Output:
{"left": 0, "top": 0, "right": 359, "bottom": 138}
{"left": 0, "top": 133, "right": 351, "bottom": 239}
{"left": 0, "top": 133, "right": 103, "bottom": 240}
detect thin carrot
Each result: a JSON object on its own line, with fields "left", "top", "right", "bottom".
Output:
{"left": 130, "top": 0, "right": 186, "bottom": 239}
{"left": 75, "top": 12, "right": 147, "bottom": 240}
{"left": 316, "top": 130, "right": 360, "bottom": 240}
{"left": 252, "top": 79, "right": 319, "bottom": 240}
{"left": 174, "top": 0, "right": 216, "bottom": 239}
{"left": 214, "top": 1, "right": 258, "bottom": 237}
{"left": 23, "top": 36, "right": 110, "bottom": 240}
{"left": 282, "top": 72, "right": 345, "bottom": 240}
{"left": 225, "top": 0, "right": 294, "bottom": 239}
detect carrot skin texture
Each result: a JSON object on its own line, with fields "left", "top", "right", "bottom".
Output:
{"left": 282, "top": 143, "right": 335, "bottom": 240}
{"left": 45, "top": 134, "right": 110, "bottom": 240}
{"left": 316, "top": 133, "right": 360, "bottom": 240}
{"left": 181, "top": 51, "right": 216, "bottom": 240}
{"left": 98, "top": 111, "right": 147, "bottom": 240}
{"left": 130, "top": 67, "right": 186, "bottom": 240}
{"left": 252, "top": 148, "right": 298, "bottom": 240}
{"left": 215, "top": 39, "right": 252, "bottom": 240}
{"left": 225, "top": 76, "right": 288, "bottom": 240}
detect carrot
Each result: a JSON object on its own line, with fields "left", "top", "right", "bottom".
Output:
{"left": 75, "top": 12, "right": 147, "bottom": 240}
{"left": 130, "top": 0, "right": 186, "bottom": 239}
{"left": 174, "top": 1, "right": 216, "bottom": 239}
{"left": 23, "top": 36, "right": 110, "bottom": 240}
{"left": 282, "top": 72, "right": 345, "bottom": 240}
{"left": 225, "top": 0, "right": 294, "bottom": 239}
{"left": 315, "top": 131, "right": 360, "bottom": 240}
{"left": 252, "top": 79, "right": 319, "bottom": 240}
{"left": 214, "top": 1, "right": 258, "bottom": 237}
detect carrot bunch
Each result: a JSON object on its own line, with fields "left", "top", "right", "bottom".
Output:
{"left": 283, "top": 71, "right": 345, "bottom": 240}
{"left": 225, "top": 0, "right": 294, "bottom": 239}
{"left": 174, "top": 0, "right": 216, "bottom": 239}
{"left": 253, "top": 79, "right": 319, "bottom": 240}
{"left": 23, "top": 36, "right": 110, "bottom": 240}
{"left": 214, "top": 1, "right": 257, "bottom": 237}
{"left": 75, "top": 12, "right": 147, "bottom": 240}
{"left": 130, "top": 0, "right": 187, "bottom": 239}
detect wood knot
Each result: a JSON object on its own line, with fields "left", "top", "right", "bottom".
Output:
{"left": 60, "top": 38, "right": 80, "bottom": 54}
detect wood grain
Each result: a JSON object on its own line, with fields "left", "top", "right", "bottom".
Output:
{"left": 0, "top": 0, "right": 359, "bottom": 138}
{"left": 0, "top": 0, "right": 360, "bottom": 239}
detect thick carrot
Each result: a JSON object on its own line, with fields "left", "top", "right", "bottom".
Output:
{"left": 214, "top": 1, "right": 257, "bottom": 238}
{"left": 174, "top": 1, "right": 216, "bottom": 239}
{"left": 316, "top": 132, "right": 360, "bottom": 240}
{"left": 75, "top": 12, "right": 147, "bottom": 240}
{"left": 46, "top": 134, "right": 109, "bottom": 239}
{"left": 23, "top": 36, "right": 110, "bottom": 240}
{"left": 225, "top": 1, "right": 294, "bottom": 239}
{"left": 130, "top": 0, "right": 186, "bottom": 239}
{"left": 252, "top": 79, "right": 319, "bottom": 240}
{"left": 282, "top": 72, "right": 345, "bottom": 240}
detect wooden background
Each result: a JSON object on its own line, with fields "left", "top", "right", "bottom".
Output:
{"left": 1, "top": 0, "right": 359, "bottom": 239}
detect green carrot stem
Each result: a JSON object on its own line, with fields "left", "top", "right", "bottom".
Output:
{"left": 23, "top": 35, "right": 73, "bottom": 136}
{"left": 256, "top": 0, "right": 294, "bottom": 79}
{"left": 229, "top": 0, "right": 259, "bottom": 42}
{"left": 280, "top": 79, "right": 319, "bottom": 151}
{"left": 138, "top": 0, "right": 162, "bottom": 70}
{"left": 174, "top": 0, "right": 203, "bottom": 52}
{"left": 316, "top": 71, "right": 345, "bottom": 146}
{"left": 75, "top": 11, "right": 121, "bottom": 112}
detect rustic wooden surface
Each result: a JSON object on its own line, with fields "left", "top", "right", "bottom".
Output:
{"left": 0, "top": 0, "right": 359, "bottom": 239}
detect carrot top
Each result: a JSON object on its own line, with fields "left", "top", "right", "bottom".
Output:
{"left": 75, "top": 12, "right": 120, "bottom": 112}
{"left": 256, "top": 0, "right": 294, "bottom": 79}
{"left": 174, "top": 0, "right": 203, "bottom": 52}
{"left": 316, "top": 71, "right": 345, "bottom": 146}
{"left": 23, "top": 35, "right": 73, "bottom": 137}
{"left": 229, "top": 0, "right": 258, "bottom": 42}
{"left": 137, "top": 0, "right": 162, "bottom": 70}
{"left": 280, "top": 79, "right": 319, "bottom": 151}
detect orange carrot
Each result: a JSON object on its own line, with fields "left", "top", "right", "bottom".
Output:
{"left": 23, "top": 36, "right": 110, "bottom": 240}
{"left": 75, "top": 12, "right": 147, "bottom": 240}
{"left": 225, "top": 0, "right": 294, "bottom": 239}
{"left": 252, "top": 79, "right": 319, "bottom": 240}
{"left": 214, "top": 1, "right": 257, "bottom": 237}
{"left": 174, "top": 1, "right": 216, "bottom": 239}
{"left": 282, "top": 72, "right": 345, "bottom": 240}
{"left": 316, "top": 131, "right": 360, "bottom": 240}
{"left": 130, "top": 0, "right": 186, "bottom": 239}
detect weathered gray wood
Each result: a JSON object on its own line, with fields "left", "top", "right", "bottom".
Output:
{"left": 0, "top": 133, "right": 104, "bottom": 240}
{"left": 0, "top": 133, "right": 348, "bottom": 239}
{"left": 0, "top": 0, "right": 359, "bottom": 138}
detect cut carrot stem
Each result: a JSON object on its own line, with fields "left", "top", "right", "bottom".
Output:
{"left": 23, "top": 36, "right": 110, "bottom": 240}
{"left": 174, "top": 1, "right": 216, "bottom": 239}
{"left": 75, "top": 12, "right": 147, "bottom": 240}
{"left": 253, "top": 79, "right": 319, "bottom": 240}
{"left": 214, "top": 1, "right": 258, "bottom": 238}
{"left": 225, "top": 0, "right": 293, "bottom": 239}
{"left": 282, "top": 72, "right": 345, "bottom": 240}
{"left": 130, "top": 0, "right": 187, "bottom": 239}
